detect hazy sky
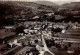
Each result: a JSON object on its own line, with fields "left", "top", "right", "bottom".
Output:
{"left": 1, "top": 0, "right": 80, "bottom": 5}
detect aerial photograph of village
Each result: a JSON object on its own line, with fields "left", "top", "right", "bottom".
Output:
{"left": 0, "top": 0, "right": 80, "bottom": 55}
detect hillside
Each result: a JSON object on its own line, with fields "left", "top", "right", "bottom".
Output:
{"left": 0, "top": 1, "right": 57, "bottom": 18}
{"left": 34, "top": 1, "right": 58, "bottom": 6}
{"left": 61, "top": 2, "right": 80, "bottom": 10}
{"left": 0, "top": 1, "right": 58, "bottom": 25}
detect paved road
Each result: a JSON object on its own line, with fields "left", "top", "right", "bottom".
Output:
{"left": 41, "top": 33, "right": 55, "bottom": 55}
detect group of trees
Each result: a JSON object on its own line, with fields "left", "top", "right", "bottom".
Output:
{"left": 55, "top": 8, "right": 80, "bottom": 23}
{"left": 15, "top": 25, "right": 25, "bottom": 34}
{"left": 45, "top": 38, "right": 55, "bottom": 47}
{"left": 45, "top": 38, "right": 72, "bottom": 50}
{"left": 0, "top": 3, "right": 16, "bottom": 26}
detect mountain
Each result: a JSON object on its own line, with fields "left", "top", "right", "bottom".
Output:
{"left": 0, "top": 1, "right": 57, "bottom": 20}
{"left": 0, "top": 1, "right": 57, "bottom": 11}
{"left": 61, "top": 2, "right": 80, "bottom": 9}
{"left": 33, "top": 1, "right": 58, "bottom": 6}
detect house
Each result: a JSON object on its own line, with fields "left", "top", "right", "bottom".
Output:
{"left": 24, "top": 29, "right": 37, "bottom": 34}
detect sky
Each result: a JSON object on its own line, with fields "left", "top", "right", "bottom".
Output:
{"left": 0, "top": 0, "right": 80, "bottom": 5}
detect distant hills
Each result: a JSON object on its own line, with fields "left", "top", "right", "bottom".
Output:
{"left": 0, "top": 1, "right": 58, "bottom": 26}
{"left": 33, "top": 1, "right": 58, "bottom": 6}
{"left": 0, "top": 1, "right": 80, "bottom": 24}
{"left": 0, "top": 1, "right": 57, "bottom": 10}
{"left": 33, "top": 1, "right": 80, "bottom": 10}
{"left": 0, "top": 1, "right": 57, "bottom": 19}
{"left": 60, "top": 2, "right": 80, "bottom": 10}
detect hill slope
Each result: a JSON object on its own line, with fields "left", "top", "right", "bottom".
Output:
{"left": 34, "top": 1, "right": 58, "bottom": 6}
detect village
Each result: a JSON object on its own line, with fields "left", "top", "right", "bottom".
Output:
{"left": 0, "top": 1, "right": 80, "bottom": 55}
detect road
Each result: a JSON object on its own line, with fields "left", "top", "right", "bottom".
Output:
{"left": 40, "top": 33, "right": 55, "bottom": 55}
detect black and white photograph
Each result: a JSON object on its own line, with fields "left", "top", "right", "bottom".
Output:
{"left": 0, "top": 0, "right": 80, "bottom": 55}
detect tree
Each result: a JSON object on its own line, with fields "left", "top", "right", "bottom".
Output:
{"left": 15, "top": 26, "right": 25, "bottom": 34}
